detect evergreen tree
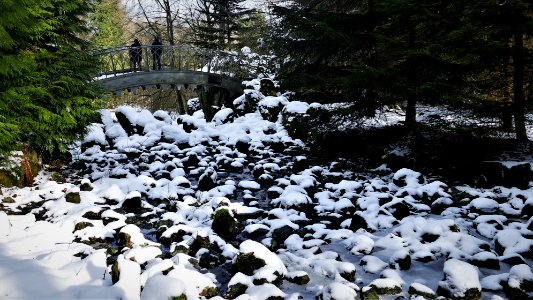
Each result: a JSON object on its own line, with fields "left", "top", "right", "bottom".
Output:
{"left": 234, "top": 11, "right": 269, "bottom": 53}
{"left": 0, "top": 0, "right": 101, "bottom": 157}
{"left": 190, "top": 0, "right": 251, "bottom": 50}
{"left": 372, "top": 0, "right": 464, "bottom": 125}
{"left": 271, "top": 0, "right": 379, "bottom": 111}
{"left": 438, "top": 0, "right": 533, "bottom": 139}
{"left": 90, "top": 0, "right": 127, "bottom": 48}
{"left": 272, "top": 0, "right": 531, "bottom": 130}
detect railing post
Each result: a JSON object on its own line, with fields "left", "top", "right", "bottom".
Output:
{"left": 110, "top": 52, "right": 117, "bottom": 76}
{"left": 177, "top": 47, "right": 181, "bottom": 71}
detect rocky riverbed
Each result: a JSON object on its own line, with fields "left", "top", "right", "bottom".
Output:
{"left": 1, "top": 94, "right": 533, "bottom": 299}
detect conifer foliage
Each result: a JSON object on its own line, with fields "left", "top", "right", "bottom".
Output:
{"left": 190, "top": 0, "right": 252, "bottom": 50}
{"left": 0, "top": 0, "right": 101, "bottom": 157}
{"left": 271, "top": 0, "right": 532, "bottom": 137}
{"left": 90, "top": 0, "right": 127, "bottom": 48}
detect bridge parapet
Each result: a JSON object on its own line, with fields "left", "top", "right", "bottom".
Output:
{"left": 91, "top": 45, "right": 246, "bottom": 120}
{"left": 92, "top": 45, "right": 244, "bottom": 79}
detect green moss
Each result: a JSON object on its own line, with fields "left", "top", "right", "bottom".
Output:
{"left": 50, "top": 172, "right": 66, "bottom": 183}
{"left": 227, "top": 283, "right": 247, "bottom": 299}
{"left": 211, "top": 208, "right": 237, "bottom": 241}
{"left": 286, "top": 273, "right": 310, "bottom": 285}
{"left": 0, "top": 168, "right": 22, "bottom": 187}
{"left": 362, "top": 288, "right": 380, "bottom": 300}
{"left": 169, "top": 244, "right": 190, "bottom": 256}
{"left": 371, "top": 284, "right": 402, "bottom": 295}
{"left": 2, "top": 197, "right": 15, "bottom": 203}
{"left": 341, "top": 270, "right": 356, "bottom": 282}
{"left": 65, "top": 192, "right": 81, "bottom": 203}
{"left": 74, "top": 221, "right": 93, "bottom": 231}
{"left": 231, "top": 252, "right": 266, "bottom": 276}
{"left": 111, "top": 260, "right": 120, "bottom": 284}
{"left": 169, "top": 294, "right": 187, "bottom": 300}
{"left": 437, "top": 286, "right": 481, "bottom": 300}
{"left": 118, "top": 232, "right": 132, "bottom": 248}
{"left": 80, "top": 182, "right": 93, "bottom": 191}
{"left": 106, "top": 246, "right": 119, "bottom": 256}
{"left": 199, "top": 286, "right": 217, "bottom": 297}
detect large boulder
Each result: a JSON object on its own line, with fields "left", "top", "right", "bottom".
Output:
{"left": 504, "top": 264, "right": 533, "bottom": 300}
{"left": 198, "top": 168, "right": 217, "bottom": 191}
{"left": 121, "top": 191, "right": 142, "bottom": 212}
{"left": 231, "top": 240, "right": 287, "bottom": 286}
{"left": 478, "top": 161, "right": 533, "bottom": 189}
{"left": 258, "top": 96, "right": 288, "bottom": 122}
{"left": 437, "top": 259, "right": 481, "bottom": 300}
{"left": 211, "top": 208, "right": 237, "bottom": 241}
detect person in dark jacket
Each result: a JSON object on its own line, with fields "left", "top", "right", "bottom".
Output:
{"left": 151, "top": 36, "right": 163, "bottom": 70}
{"left": 129, "top": 39, "right": 142, "bottom": 71}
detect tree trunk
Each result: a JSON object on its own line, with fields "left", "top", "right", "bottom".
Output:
{"left": 405, "top": 23, "right": 417, "bottom": 125}
{"left": 163, "top": 0, "right": 175, "bottom": 45}
{"left": 513, "top": 32, "right": 527, "bottom": 140}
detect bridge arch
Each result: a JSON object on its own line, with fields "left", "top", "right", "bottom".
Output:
{"left": 92, "top": 45, "right": 245, "bottom": 118}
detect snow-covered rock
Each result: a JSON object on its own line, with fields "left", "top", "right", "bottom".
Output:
{"left": 437, "top": 259, "right": 481, "bottom": 300}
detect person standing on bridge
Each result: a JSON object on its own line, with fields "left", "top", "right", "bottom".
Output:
{"left": 151, "top": 36, "right": 163, "bottom": 70}
{"left": 129, "top": 39, "right": 142, "bottom": 72}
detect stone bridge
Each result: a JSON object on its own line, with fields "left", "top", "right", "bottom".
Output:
{"left": 91, "top": 45, "right": 245, "bottom": 118}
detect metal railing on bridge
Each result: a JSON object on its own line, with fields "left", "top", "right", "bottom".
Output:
{"left": 92, "top": 45, "right": 245, "bottom": 79}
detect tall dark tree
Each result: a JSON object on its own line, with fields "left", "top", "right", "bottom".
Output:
{"left": 373, "top": 0, "right": 464, "bottom": 125}
{"left": 271, "top": 0, "right": 378, "bottom": 110}
{"left": 272, "top": 0, "right": 532, "bottom": 133}
{"left": 0, "top": 0, "right": 101, "bottom": 156}
{"left": 447, "top": 0, "right": 533, "bottom": 139}
{"left": 187, "top": 0, "right": 251, "bottom": 50}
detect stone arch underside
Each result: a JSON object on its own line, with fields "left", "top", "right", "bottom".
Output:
{"left": 95, "top": 70, "right": 243, "bottom": 120}
{"left": 96, "top": 71, "right": 242, "bottom": 98}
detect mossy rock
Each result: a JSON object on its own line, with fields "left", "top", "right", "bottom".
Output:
{"left": 199, "top": 286, "right": 217, "bottom": 298}
{"left": 408, "top": 283, "right": 437, "bottom": 299}
{"left": 227, "top": 282, "right": 247, "bottom": 299}
{"left": 111, "top": 260, "right": 120, "bottom": 284}
{"left": 80, "top": 182, "right": 93, "bottom": 191}
{"left": 504, "top": 286, "right": 533, "bottom": 300}
{"left": 231, "top": 252, "right": 266, "bottom": 276}
{"left": 259, "top": 78, "right": 277, "bottom": 96}
{"left": 50, "top": 172, "right": 66, "bottom": 183}
{"left": 2, "top": 197, "right": 15, "bottom": 203}
{"left": 449, "top": 224, "right": 460, "bottom": 232}
{"left": 170, "top": 295, "right": 187, "bottom": 300}
{"left": 436, "top": 286, "right": 481, "bottom": 300}
{"left": 65, "top": 192, "right": 81, "bottom": 204}
{"left": 369, "top": 279, "right": 402, "bottom": 295}
{"left": 212, "top": 208, "right": 237, "bottom": 241}
{"left": 74, "top": 222, "right": 93, "bottom": 232}
{"left": 361, "top": 287, "right": 380, "bottom": 300}
{"left": 121, "top": 194, "right": 142, "bottom": 212}
{"left": 106, "top": 246, "right": 119, "bottom": 257}
{"left": 117, "top": 232, "right": 133, "bottom": 248}
{"left": 169, "top": 244, "right": 190, "bottom": 257}
{"left": 340, "top": 270, "right": 356, "bottom": 282}
{"left": 189, "top": 235, "right": 212, "bottom": 254}
{"left": 285, "top": 273, "right": 310, "bottom": 285}
{"left": 349, "top": 214, "right": 371, "bottom": 232}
